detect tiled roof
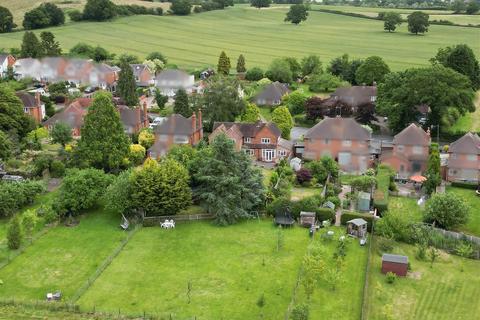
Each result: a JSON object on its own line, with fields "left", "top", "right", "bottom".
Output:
{"left": 304, "top": 117, "right": 370, "bottom": 141}
{"left": 15, "top": 92, "right": 37, "bottom": 108}
{"left": 212, "top": 121, "right": 281, "bottom": 139}
{"left": 253, "top": 82, "right": 290, "bottom": 102}
{"left": 393, "top": 123, "right": 430, "bottom": 146}
{"left": 449, "top": 132, "right": 480, "bottom": 155}
{"left": 330, "top": 85, "right": 376, "bottom": 108}
{"left": 154, "top": 114, "right": 198, "bottom": 135}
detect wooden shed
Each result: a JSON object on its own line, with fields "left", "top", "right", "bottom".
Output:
{"left": 346, "top": 218, "right": 367, "bottom": 238}
{"left": 300, "top": 211, "right": 316, "bottom": 227}
{"left": 381, "top": 254, "right": 408, "bottom": 277}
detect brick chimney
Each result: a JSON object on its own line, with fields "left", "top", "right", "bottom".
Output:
{"left": 136, "top": 106, "right": 141, "bottom": 128}
{"left": 143, "top": 101, "right": 148, "bottom": 126}
{"left": 191, "top": 112, "right": 197, "bottom": 133}
{"left": 198, "top": 110, "right": 203, "bottom": 139}
{"left": 35, "top": 91, "right": 41, "bottom": 108}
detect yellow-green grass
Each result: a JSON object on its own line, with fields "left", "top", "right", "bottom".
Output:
{"left": 447, "top": 186, "right": 480, "bottom": 237}
{"left": 295, "top": 230, "right": 369, "bottom": 319}
{"left": 0, "top": 208, "right": 126, "bottom": 301}
{"left": 77, "top": 220, "right": 309, "bottom": 319}
{"left": 449, "top": 91, "right": 480, "bottom": 133}
{"left": 314, "top": 5, "right": 480, "bottom": 25}
{"left": 3, "top": 0, "right": 170, "bottom": 25}
{"left": 291, "top": 187, "right": 319, "bottom": 201}
{"left": 0, "top": 6, "right": 478, "bottom": 71}
{"left": 364, "top": 238, "right": 480, "bottom": 320}
{"left": 387, "top": 196, "right": 424, "bottom": 222}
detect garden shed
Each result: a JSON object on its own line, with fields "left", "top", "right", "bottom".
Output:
{"left": 357, "top": 191, "right": 371, "bottom": 212}
{"left": 300, "top": 211, "right": 316, "bottom": 227}
{"left": 346, "top": 218, "right": 367, "bottom": 238}
{"left": 382, "top": 254, "right": 408, "bottom": 277}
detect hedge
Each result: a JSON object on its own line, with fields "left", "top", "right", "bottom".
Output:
{"left": 316, "top": 208, "right": 335, "bottom": 223}
{"left": 341, "top": 211, "right": 375, "bottom": 232}
{"left": 373, "top": 165, "right": 393, "bottom": 213}
{"left": 451, "top": 181, "right": 478, "bottom": 190}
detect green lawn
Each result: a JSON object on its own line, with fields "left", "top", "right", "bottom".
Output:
{"left": 295, "top": 230, "right": 369, "bottom": 319}
{"left": 78, "top": 220, "right": 309, "bottom": 319}
{"left": 0, "top": 5, "right": 478, "bottom": 71}
{"left": 447, "top": 186, "right": 480, "bottom": 237}
{"left": 387, "top": 196, "right": 423, "bottom": 222}
{"left": 365, "top": 237, "right": 480, "bottom": 320}
{"left": 0, "top": 208, "right": 126, "bottom": 301}
{"left": 448, "top": 91, "right": 480, "bottom": 133}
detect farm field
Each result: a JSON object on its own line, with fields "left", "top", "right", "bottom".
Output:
{"left": 0, "top": 6, "right": 478, "bottom": 71}
{"left": 0, "top": 208, "right": 126, "bottom": 301}
{"left": 78, "top": 221, "right": 310, "bottom": 319}
{"left": 364, "top": 238, "right": 480, "bottom": 320}
{"left": 3, "top": 0, "right": 170, "bottom": 25}
{"left": 313, "top": 4, "right": 480, "bottom": 25}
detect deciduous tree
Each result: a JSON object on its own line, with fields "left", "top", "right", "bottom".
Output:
{"left": 308, "top": 72, "right": 343, "bottom": 92}
{"left": 251, "top": 0, "right": 271, "bottom": 8}
{"left": 424, "top": 193, "right": 469, "bottom": 230}
{"left": 0, "top": 6, "right": 15, "bottom": 33}
{"left": 284, "top": 4, "right": 308, "bottom": 25}
{"left": 0, "top": 86, "right": 36, "bottom": 138}
{"left": 266, "top": 58, "right": 293, "bottom": 83}
{"left": 271, "top": 106, "right": 294, "bottom": 139}
{"left": 7, "top": 215, "right": 22, "bottom": 249}
{"left": 170, "top": 0, "right": 193, "bottom": 15}
{"left": 83, "top": 0, "right": 117, "bottom": 21}
{"left": 407, "top": 11, "right": 429, "bottom": 35}
{"left": 21, "top": 31, "right": 43, "bottom": 58}
{"left": 245, "top": 67, "right": 264, "bottom": 81}
{"left": 51, "top": 122, "right": 72, "bottom": 147}
{"left": 282, "top": 90, "right": 307, "bottom": 115}
{"left": 301, "top": 55, "right": 322, "bottom": 77}
{"left": 0, "top": 131, "right": 13, "bottom": 160}
{"left": 383, "top": 12, "right": 402, "bottom": 32}
{"left": 241, "top": 103, "right": 261, "bottom": 123}
{"left": 355, "top": 56, "right": 390, "bottom": 85}
{"left": 40, "top": 31, "right": 62, "bottom": 56}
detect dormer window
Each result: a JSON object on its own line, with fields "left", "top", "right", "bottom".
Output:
{"left": 261, "top": 138, "right": 270, "bottom": 144}
{"left": 244, "top": 137, "right": 251, "bottom": 143}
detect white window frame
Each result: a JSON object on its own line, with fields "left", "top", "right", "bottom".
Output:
{"left": 245, "top": 149, "right": 254, "bottom": 156}
{"left": 412, "top": 146, "right": 423, "bottom": 155}
{"left": 279, "top": 150, "right": 287, "bottom": 157}
{"left": 261, "top": 138, "right": 270, "bottom": 144}
{"left": 342, "top": 140, "right": 352, "bottom": 147}
{"left": 174, "top": 135, "right": 189, "bottom": 144}
{"left": 244, "top": 137, "right": 251, "bottom": 143}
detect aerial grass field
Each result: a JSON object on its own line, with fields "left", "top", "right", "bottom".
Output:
{"left": 314, "top": 4, "right": 480, "bottom": 25}
{"left": 0, "top": 209, "right": 126, "bottom": 301}
{"left": 78, "top": 220, "right": 309, "bottom": 319}
{"left": 364, "top": 238, "right": 480, "bottom": 320}
{"left": 0, "top": 6, "right": 478, "bottom": 71}
{"left": 449, "top": 91, "right": 480, "bottom": 134}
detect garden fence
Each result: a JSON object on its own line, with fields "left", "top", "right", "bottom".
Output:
{"left": 142, "top": 214, "right": 215, "bottom": 226}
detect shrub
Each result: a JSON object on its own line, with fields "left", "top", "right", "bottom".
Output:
{"left": 296, "top": 168, "right": 312, "bottom": 185}
{"left": 341, "top": 211, "right": 374, "bottom": 232}
{"left": 291, "top": 303, "right": 309, "bottom": 320}
{"left": 424, "top": 193, "right": 469, "bottom": 230}
{"left": 36, "top": 204, "right": 58, "bottom": 225}
{"left": 385, "top": 271, "right": 397, "bottom": 284}
{"left": 415, "top": 243, "right": 427, "bottom": 261}
{"left": 450, "top": 181, "right": 478, "bottom": 189}
{"left": 373, "top": 165, "right": 394, "bottom": 213}
{"left": 291, "top": 195, "right": 322, "bottom": 219}
{"left": 316, "top": 208, "right": 335, "bottom": 223}
{"left": 21, "top": 209, "right": 37, "bottom": 239}
{"left": 7, "top": 215, "right": 22, "bottom": 250}
{"left": 266, "top": 197, "right": 291, "bottom": 216}
{"left": 50, "top": 160, "right": 65, "bottom": 178}
{"left": 325, "top": 196, "right": 340, "bottom": 209}
{"left": 0, "top": 180, "right": 46, "bottom": 217}
{"left": 245, "top": 67, "right": 264, "bottom": 81}
{"left": 68, "top": 10, "right": 83, "bottom": 21}
{"left": 377, "top": 237, "right": 394, "bottom": 254}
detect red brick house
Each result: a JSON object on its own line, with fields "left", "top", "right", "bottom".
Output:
{"left": 43, "top": 98, "right": 148, "bottom": 137}
{"left": 148, "top": 112, "right": 203, "bottom": 159}
{"left": 131, "top": 64, "right": 155, "bottom": 87}
{"left": 381, "top": 123, "right": 430, "bottom": 179}
{"left": 303, "top": 117, "right": 372, "bottom": 173}
{"left": 0, "top": 54, "right": 16, "bottom": 78}
{"left": 447, "top": 132, "right": 479, "bottom": 183}
{"left": 16, "top": 92, "right": 46, "bottom": 123}
{"left": 209, "top": 121, "right": 293, "bottom": 162}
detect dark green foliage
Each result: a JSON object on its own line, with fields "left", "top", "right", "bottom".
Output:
{"left": 51, "top": 123, "right": 72, "bottom": 147}
{"left": 146, "top": 52, "right": 168, "bottom": 65}
{"left": 407, "top": 11, "right": 430, "bottom": 35}
{"left": 301, "top": 55, "right": 322, "bottom": 77}
{"left": 194, "top": 134, "right": 265, "bottom": 225}
{"left": 201, "top": 76, "right": 246, "bottom": 129}
{"left": 104, "top": 168, "right": 135, "bottom": 216}
{"left": 355, "top": 56, "right": 390, "bottom": 85}
{"left": 76, "top": 92, "right": 130, "bottom": 172}
{"left": 383, "top": 12, "right": 402, "bottom": 32}
{"left": 23, "top": 3, "right": 64, "bottom": 30}
{"left": 283, "top": 90, "right": 307, "bottom": 115}
{"left": 131, "top": 158, "right": 192, "bottom": 216}
{"left": 68, "top": 10, "right": 84, "bottom": 22}
{"left": 424, "top": 143, "right": 440, "bottom": 195}
{"left": 432, "top": 44, "right": 480, "bottom": 90}
{"left": 385, "top": 271, "right": 397, "bottom": 284}
{"left": 0, "top": 6, "right": 15, "bottom": 33}
{"left": 284, "top": 4, "right": 309, "bottom": 25}
{"left": 217, "top": 51, "right": 231, "bottom": 76}
{"left": 0, "top": 131, "right": 13, "bottom": 160}
{"left": 340, "top": 211, "right": 374, "bottom": 232}
{"left": 424, "top": 193, "right": 469, "bottom": 230}
{"left": 154, "top": 89, "right": 168, "bottom": 109}
{"left": 251, "top": 0, "right": 272, "bottom": 8}
{"left": 236, "top": 54, "right": 246, "bottom": 73}
{"left": 170, "top": 0, "right": 193, "bottom": 15}
{"left": 117, "top": 60, "right": 139, "bottom": 107}
{"left": 266, "top": 58, "right": 293, "bottom": 83}
{"left": 316, "top": 208, "right": 335, "bottom": 223}
{"left": 466, "top": 1, "right": 480, "bottom": 14}
{"left": 43, "top": 3, "right": 65, "bottom": 26}
{"left": 0, "top": 86, "right": 36, "bottom": 139}
{"left": 50, "top": 160, "right": 65, "bottom": 178}
{"left": 450, "top": 181, "right": 478, "bottom": 189}
{"left": 245, "top": 67, "right": 264, "bottom": 81}
{"left": 291, "top": 303, "right": 309, "bottom": 320}
{"left": 69, "top": 43, "right": 113, "bottom": 62}
{"left": 32, "top": 153, "right": 54, "bottom": 177}
{"left": 7, "top": 215, "right": 22, "bottom": 250}
{"left": 83, "top": 0, "right": 117, "bottom": 21}
{"left": 373, "top": 165, "right": 394, "bottom": 213}
{"left": 328, "top": 54, "right": 363, "bottom": 85}
{"left": 48, "top": 82, "right": 68, "bottom": 100}
{"left": 0, "top": 180, "right": 46, "bottom": 217}
{"left": 21, "top": 32, "right": 43, "bottom": 58}
{"left": 40, "top": 32, "right": 62, "bottom": 56}
{"left": 55, "top": 168, "right": 112, "bottom": 216}
{"left": 174, "top": 89, "right": 192, "bottom": 117}
{"left": 376, "top": 65, "right": 475, "bottom": 133}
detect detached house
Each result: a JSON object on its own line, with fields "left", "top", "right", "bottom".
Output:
{"left": 0, "top": 54, "right": 16, "bottom": 78}
{"left": 381, "top": 123, "right": 430, "bottom": 179}
{"left": 131, "top": 64, "right": 155, "bottom": 87}
{"left": 148, "top": 112, "right": 203, "bottom": 158}
{"left": 252, "top": 82, "right": 290, "bottom": 106}
{"left": 43, "top": 98, "right": 149, "bottom": 137}
{"left": 154, "top": 69, "right": 195, "bottom": 97}
{"left": 16, "top": 92, "right": 46, "bottom": 123}
{"left": 303, "top": 117, "right": 371, "bottom": 173}
{"left": 447, "top": 132, "right": 479, "bottom": 183}
{"left": 209, "top": 121, "right": 293, "bottom": 163}
{"left": 329, "top": 85, "right": 377, "bottom": 110}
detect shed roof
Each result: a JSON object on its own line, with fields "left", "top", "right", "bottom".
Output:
{"left": 382, "top": 254, "right": 408, "bottom": 264}
{"left": 347, "top": 218, "right": 367, "bottom": 226}
{"left": 300, "top": 211, "right": 316, "bottom": 217}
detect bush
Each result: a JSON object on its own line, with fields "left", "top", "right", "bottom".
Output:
{"left": 290, "top": 303, "right": 309, "bottom": 320}
{"left": 451, "top": 181, "right": 478, "bottom": 189}
{"left": 7, "top": 215, "right": 22, "bottom": 250}
{"left": 296, "top": 168, "right": 312, "bottom": 185}
{"left": 36, "top": 204, "right": 58, "bottom": 225}
{"left": 0, "top": 180, "right": 46, "bottom": 217}
{"left": 377, "top": 237, "right": 394, "bottom": 254}
{"left": 325, "top": 196, "right": 340, "bottom": 209}
{"left": 316, "top": 208, "right": 335, "bottom": 223}
{"left": 373, "top": 165, "right": 394, "bottom": 213}
{"left": 50, "top": 160, "right": 65, "bottom": 178}
{"left": 245, "top": 67, "right": 264, "bottom": 81}
{"left": 68, "top": 10, "right": 83, "bottom": 21}
{"left": 424, "top": 193, "right": 469, "bottom": 230}
{"left": 341, "top": 211, "right": 374, "bottom": 232}
{"left": 385, "top": 271, "right": 397, "bottom": 284}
